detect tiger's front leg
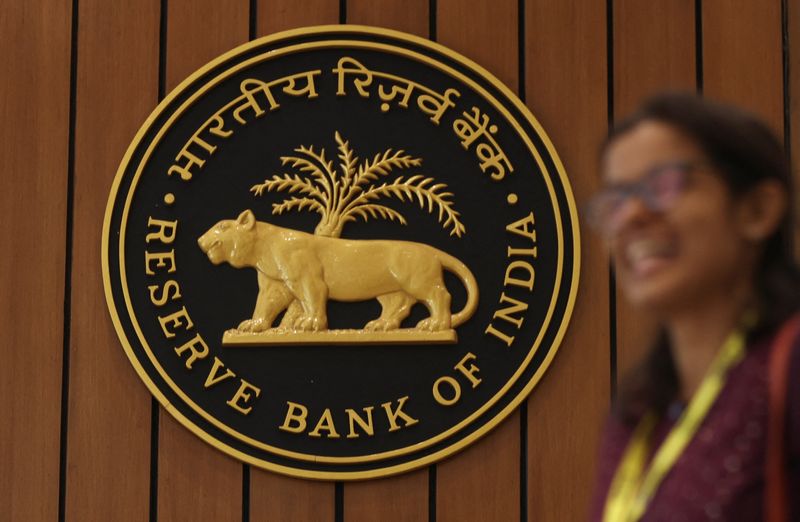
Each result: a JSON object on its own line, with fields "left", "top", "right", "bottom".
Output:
{"left": 237, "top": 272, "right": 294, "bottom": 332}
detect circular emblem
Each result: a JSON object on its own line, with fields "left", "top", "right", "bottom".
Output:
{"left": 103, "top": 26, "right": 579, "bottom": 479}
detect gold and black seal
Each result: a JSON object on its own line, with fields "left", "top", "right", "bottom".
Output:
{"left": 102, "top": 25, "right": 579, "bottom": 479}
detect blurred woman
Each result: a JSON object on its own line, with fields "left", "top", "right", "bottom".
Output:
{"left": 587, "top": 93, "right": 800, "bottom": 521}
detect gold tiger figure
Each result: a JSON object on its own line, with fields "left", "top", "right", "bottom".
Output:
{"left": 198, "top": 209, "right": 479, "bottom": 334}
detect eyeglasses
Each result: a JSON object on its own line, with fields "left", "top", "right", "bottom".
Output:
{"left": 585, "top": 161, "right": 703, "bottom": 234}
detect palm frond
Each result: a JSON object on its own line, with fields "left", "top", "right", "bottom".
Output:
{"left": 353, "top": 149, "right": 422, "bottom": 189}
{"left": 335, "top": 131, "right": 358, "bottom": 190}
{"left": 271, "top": 197, "right": 326, "bottom": 216}
{"left": 345, "top": 175, "right": 466, "bottom": 237}
{"left": 342, "top": 204, "right": 407, "bottom": 226}
{"left": 281, "top": 145, "right": 335, "bottom": 198}
{"left": 250, "top": 174, "right": 327, "bottom": 201}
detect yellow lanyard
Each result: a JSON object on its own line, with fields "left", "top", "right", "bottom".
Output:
{"left": 603, "top": 328, "right": 747, "bottom": 522}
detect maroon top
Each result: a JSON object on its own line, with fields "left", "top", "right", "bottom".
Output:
{"left": 590, "top": 327, "right": 800, "bottom": 521}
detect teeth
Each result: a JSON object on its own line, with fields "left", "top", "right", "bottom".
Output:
{"left": 626, "top": 239, "right": 673, "bottom": 264}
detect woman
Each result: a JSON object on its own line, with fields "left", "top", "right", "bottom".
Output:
{"left": 587, "top": 93, "right": 800, "bottom": 521}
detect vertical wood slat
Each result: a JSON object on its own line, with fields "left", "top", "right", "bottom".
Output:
{"left": 257, "top": 0, "right": 340, "bottom": 34}
{"left": 248, "top": 6, "right": 339, "bottom": 522}
{"left": 436, "top": 0, "right": 521, "bottom": 520}
{"left": 702, "top": 0, "right": 784, "bottom": 133}
{"left": 348, "top": 0, "right": 428, "bottom": 37}
{"left": 344, "top": 471, "right": 429, "bottom": 521}
{"left": 157, "top": 2, "right": 250, "bottom": 521}
{"left": 341, "top": 2, "right": 431, "bottom": 521}
{"left": 65, "top": 1, "right": 158, "bottom": 520}
{"left": 612, "top": 0, "right": 696, "bottom": 376}
{"left": 523, "top": 1, "right": 610, "bottom": 520}
{"left": 790, "top": 0, "right": 800, "bottom": 255}
{"left": 250, "top": 473, "right": 335, "bottom": 522}
{"left": 613, "top": 0, "right": 697, "bottom": 117}
{"left": 0, "top": 1, "right": 71, "bottom": 520}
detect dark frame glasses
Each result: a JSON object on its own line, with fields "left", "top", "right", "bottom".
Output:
{"left": 585, "top": 161, "right": 705, "bottom": 233}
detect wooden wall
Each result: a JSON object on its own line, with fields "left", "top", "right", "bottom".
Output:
{"left": 1, "top": 0, "right": 794, "bottom": 520}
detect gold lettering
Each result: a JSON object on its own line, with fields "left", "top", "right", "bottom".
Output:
{"left": 174, "top": 333, "right": 209, "bottom": 369}
{"left": 493, "top": 292, "right": 528, "bottom": 329}
{"left": 504, "top": 260, "right": 535, "bottom": 291}
{"left": 309, "top": 408, "right": 340, "bottom": 438}
{"left": 332, "top": 57, "right": 374, "bottom": 97}
{"left": 454, "top": 352, "right": 481, "bottom": 388}
{"left": 506, "top": 212, "right": 536, "bottom": 242}
{"left": 416, "top": 87, "right": 459, "bottom": 125}
{"left": 475, "top": 142, "right": 512, "bottom": 181}
{"left": 452, "top": 106, "right": 512, "bottom": 180}
{"left": 167, "top": 148, "right": 205, "bottom": 181}
{"left": 378, "top": 81, "right": 415, "bottom": 112}
{"left": 381, "top": 396, "right": 419, "bottom": 432}
{"left": 226, "top": 379, "right": 261, "bottom": 415}
{"left": 485, "top": 323, "right": 515, "bottom": 347}
{"left": 204, "top": 357, "right": 236, "bottom": 388}
{"left": 203, "top": 113, "right": 233, "bottom": 138}
{"left": 148, "top": 280, "right": 182, "bottom": 307}
{"left": 146, "top": 217, "right": 178, "bottom": 244}
{"left": 190, "top": 134, "right": 216, "bottom": 154}
{"left": 280, "top": 70, "right": 321, "bottom": 98}
{"left": 279, "top": 402, "right": 308, "bottom": 433}
{"left": 145, "top": 250, "right": 176, "bottom": 275}
{"left": 507, "top": 245, "right": 538, "bottom": 258}
{"left": 345, "top": 407, "right": 375, "bottom": 438}
{"left": 453, "top": 105, "right": 495, "bottom": 149}
{"left": 432, "top": 376, "right": 461, "bottom": 406}
{"left": 232, "top": 79, "right": 279, "bottom": 124}
{"left": 158, "top": 306, "right": 193, "bottom": 339}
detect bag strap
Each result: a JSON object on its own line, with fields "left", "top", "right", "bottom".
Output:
{"left": 766, "top": 313, "right": 800, "bottom": 522}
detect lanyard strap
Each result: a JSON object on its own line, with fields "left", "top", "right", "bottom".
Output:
{"left": 603, "top": 328, "right": 747, "bottom": 522}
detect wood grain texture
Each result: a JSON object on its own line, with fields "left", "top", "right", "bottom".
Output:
{"left": 257, "top": 0, "right": 339, "bottom": 35}
{"left": 66, "top": 1, "right": 158, "bottom": 519}
{"left": 165, "top": 0, "right": 250, "bottom": 92}
{"left": 0, "top": 1, "right": 71, "bottom": 520}
{"left": 435, "top": 0, "right": 521, "bottom": 519}
{"left": 437, "top": 0, "right": 518, "bottom": 93}
{"left": 614, "top": 0, "right": 696, "bottom": 117}
{"left": 158, "top": 416, "right": 244, "bottom": 522}
{"left": 341, "top": 2, "right": 430, "bottom": 520}
{"left": 348, "top": 0, "right": 428, "bottom": 37}
{"left": 702, "top": 0, "right": 784, "bottom": 133}
{"left": 249, "top": 470, "right": 335, "bottom": 521}
{"left": 437, "top": 412, "right": 521, "bottom": 521}
{"left": 344, "top": 469, "right": 428, "bottom": 522}
{"left": 612, "top": 0, "right": 696, "bottom": 375}
{"left": 157, "top": 1, "right": 249, "bottom": 520}
{"left": 524, "top": 1, "right": 610, "bottom": 519}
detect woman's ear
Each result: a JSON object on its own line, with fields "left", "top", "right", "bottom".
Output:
{"left": 737, "top": 180, "right": 788, "bottom": 241}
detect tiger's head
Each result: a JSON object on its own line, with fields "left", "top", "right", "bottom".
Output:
{"left": 198, "top": 209, "right": 258, "bottom": 268}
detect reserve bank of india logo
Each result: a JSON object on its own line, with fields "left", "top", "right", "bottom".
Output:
{"left": 102, "top": 26, "right": 579, "bottom": 479}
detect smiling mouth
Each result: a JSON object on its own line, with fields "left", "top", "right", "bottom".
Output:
{"left": 624, "top": 239, "right": 676, "bottom": 276}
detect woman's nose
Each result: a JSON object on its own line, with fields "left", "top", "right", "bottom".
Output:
{"left": 608, "top": 196, "right": 657, "bottom": 236}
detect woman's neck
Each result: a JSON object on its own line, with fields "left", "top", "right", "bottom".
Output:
{"left": 665, "top": 280, "right": 754, "bottom": 402}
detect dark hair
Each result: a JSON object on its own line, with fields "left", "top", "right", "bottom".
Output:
{"left": 602, "top": 92, "right": 800, "bottom": 425}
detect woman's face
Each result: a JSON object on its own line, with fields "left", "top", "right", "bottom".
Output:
{"left": 598, "top": 121, "right": 758, "bottom": 315}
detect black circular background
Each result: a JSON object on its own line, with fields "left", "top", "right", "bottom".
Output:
{"left": 104, "top": 27, "right": 578, "bottom": 478}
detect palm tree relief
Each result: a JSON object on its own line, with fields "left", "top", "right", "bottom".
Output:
{"left": 250, "top": 131, "right": 465, "bottom": 238}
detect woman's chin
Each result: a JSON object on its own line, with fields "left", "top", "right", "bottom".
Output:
{"left": 618, "top": 269, "right": 689, "bottom": 314}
